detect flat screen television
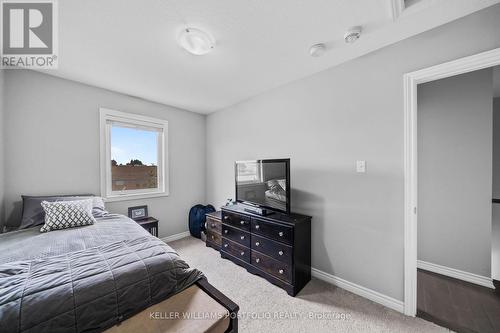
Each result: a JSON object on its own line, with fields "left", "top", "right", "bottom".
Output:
{"left": 235, "top": 159, "right": 290, "bottom": 215}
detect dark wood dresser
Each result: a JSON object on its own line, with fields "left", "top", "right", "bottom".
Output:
{"left": 205, "top": 211, "right": 222, "bottom": 250}
{"left": 220, "top": 204, "right": 311, "bottom": 296}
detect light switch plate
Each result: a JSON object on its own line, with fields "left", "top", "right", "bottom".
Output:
{"left": 356, "top": 160, "right": 366, "bottom": 173}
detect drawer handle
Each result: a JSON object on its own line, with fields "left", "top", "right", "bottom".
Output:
{"left": 279, "top": 269, "right": 284, "bottom": 275}
{"left": 224, "top": 230, "right": 228, "bottom": 234}
{"left": 278, "top": 250, "right": 283, "bottom": 256}
{"left": 224, "top": 244, "right": 228, "bottom": 248}
{"left": 255, "top": 258, "right": 260, "bottom": 263}
{"left": 224, "top": 216, "right": 229, "bottom": 220}
{"left": 278, "top": 231, "right": 284, "bottom": 237}
{"left": 240, "top": 220, "right": 245, "bottom": 225}
{"left": 240, "top": 251, "right": 245, "bottom": 256}
{"left": 240, "top": 235, "right": 245, "bottom": 240}
{"left": 211, "top": 235, "right": 214, "bottom": 240}
{"left": 255, "top": 242, "right": 260, "bottom": 246}
{"left": 255, "top": 225, "right": 260, "bottom": 230}
{"left": 211, "top": 223, "right": 215, "bottom": 228}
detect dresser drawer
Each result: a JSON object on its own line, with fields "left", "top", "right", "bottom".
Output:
{"left": 206, "top": 217, "right": 222, "bottom": 234}
{"left": 221, "top": 238, "right": 250, "bottom": 263}
{"left": 251, "top": 251, "right": 292, "bottom": 283}
{"left": 206, "top": 229, "right": 221, "bottom": 246}
{"left": 251, "top": 234, "right": 292, "bottom": 266}
{"left": 222, "top": 211, "right": 251, "bottom": 231}
{"left": 222, "top": 224, "right": 250, "bottom": 247}
{"left": 251, "top": 218, "right": 293, "bottom": 245}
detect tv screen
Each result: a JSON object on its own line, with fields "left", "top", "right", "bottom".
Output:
{"left": 235, "top": 159, "right": 290, "bottom": 214}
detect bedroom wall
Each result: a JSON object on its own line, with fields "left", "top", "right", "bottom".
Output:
{"left": 0, "top": 70, "right": 4, "bottom": 228}
{"left": 205, "top": 5, "right": 500, "bottom": 302}
{"left": 493, "top": 97, "right": 500, "bottom": 280}
{"left": 2, "top": 70, "right": 206, "bottom": 238}
{"left": 417, "top": 69, "right": 493, "bottom": 278}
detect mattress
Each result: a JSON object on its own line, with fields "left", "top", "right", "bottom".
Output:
{"left": 0, "top": 214, "right": 153, "bottom": 264}
{"left": 0, "top": 215, "right": 204, "bottom": 333}
{"left": 264, "top": 190, "right": 286, "bottom": 203}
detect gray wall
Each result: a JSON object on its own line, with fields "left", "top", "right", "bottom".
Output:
{"left": 417, "top": 69, "right": 493, "bottom": 278}
{"left": 0, "top": 70, "right": 4, "bottom": 227}
{"left": 206, "top": 5, "right": 500, "bottom": 301}
{"left": 2, "top": 70, "right": 206, "bottom": 238}
{"left": 493, "top": 97, "right": 500, "bottom": 280}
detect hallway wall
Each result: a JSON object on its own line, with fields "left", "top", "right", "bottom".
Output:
{"left": 417, "top": 69, "right": 493, "bottom": 278}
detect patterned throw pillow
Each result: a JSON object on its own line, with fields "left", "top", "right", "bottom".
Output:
{"left": 40, "top": 199, "right": 96, "bottom": 232}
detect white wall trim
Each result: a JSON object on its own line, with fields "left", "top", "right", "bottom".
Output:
{"left": 99, "top": 107, "right": 170, "bottom": 201}
{"left": 312, "top": 268, "right": 404, "bottom": 314}
{"left": 404, "top": 47, "right": 500, "bottom": 316}
{"left": 418, "top": 260, "right": 495, "bottom": 289}
{"left": 161, "top": 231, "right": 191, "bottom": 243}
{"left": 390, "top": 0, "right": 405, "bottom": 21}
{"left": 160, "top": 236, "right": 406, "bottom": 313}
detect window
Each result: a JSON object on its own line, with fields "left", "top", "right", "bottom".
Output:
{"left": 236, "top": 161, "right": 263, "bottom": 184}
{"left": 100, "top": 108, "right": 168, "bottom": 201}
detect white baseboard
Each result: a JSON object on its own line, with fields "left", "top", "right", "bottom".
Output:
{"left": 311, "top": 268, "right": 404, "bottom": 314}
{"left": 161, "top": 231, "right": 191, "bottom": 243}
{"left": 158, "top": 237, "right": 405, "bottom": 313}
{"left": 417, "top": 260, "right": 495, "bottom": 289}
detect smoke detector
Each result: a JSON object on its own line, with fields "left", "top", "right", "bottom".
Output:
{"left": 309, "top": 43, "right": 326, "bottom": 57}
{"left": 344, "top": 26, "right": 362, "bottom": 43}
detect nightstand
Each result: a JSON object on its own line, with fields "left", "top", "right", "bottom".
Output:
{"left": 135, "top": 217, "right": 159, "bottom": 237}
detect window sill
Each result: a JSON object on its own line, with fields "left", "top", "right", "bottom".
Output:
{"left": 103, "top": 191, "right": 169, "bottom": 203}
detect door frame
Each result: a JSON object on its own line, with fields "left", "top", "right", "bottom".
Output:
{"left": 403, "top": 47, "right": 500, "bottom": 316}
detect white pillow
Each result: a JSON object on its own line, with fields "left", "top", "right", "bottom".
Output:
{"left": 40, "top": 199, "right": 96, "bottom": 232}
{"left": 277, "top": 179, "right": 286, "bottom": 191}
{"left": 91, "top": 196, "right": 109, "bottom": 217}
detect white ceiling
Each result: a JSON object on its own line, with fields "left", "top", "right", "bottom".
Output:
{"left": 42, "top": 0, "right": 500, "bottom": 113}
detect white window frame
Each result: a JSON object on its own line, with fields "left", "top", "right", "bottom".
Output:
{"left": 236, "top": 160, "right": 264, "bottom": 185}
{"left": 99, "top": 107, "right": 169, "bottom": 202}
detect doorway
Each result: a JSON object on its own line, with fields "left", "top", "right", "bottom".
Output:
{"left": 414, "top": 66, "right": 500, "bottom": 332}
{"left": 403, "top": 48, "right": 500, "bottom": 319}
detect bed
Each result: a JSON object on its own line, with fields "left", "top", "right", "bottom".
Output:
{"left": 263, "top": 179, "right": 287, "bottom": 211}
{"left": 0, "top": 213, "right": 238, "bottom": 333}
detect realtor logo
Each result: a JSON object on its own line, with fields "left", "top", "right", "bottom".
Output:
{"left": 1, "top": 0, "right": 58, "bottom": 68}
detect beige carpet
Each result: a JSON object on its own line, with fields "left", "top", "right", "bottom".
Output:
{"left": 169, "top": 237, "right": 450, "bottom": 333}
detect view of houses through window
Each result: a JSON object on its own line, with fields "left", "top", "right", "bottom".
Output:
{"left": 111, "top": 125, "right": 159, "bottom": 191}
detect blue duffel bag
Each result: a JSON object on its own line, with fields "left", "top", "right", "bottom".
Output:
{"left": 189, "top": 204, "right": 216, "bottom": 238}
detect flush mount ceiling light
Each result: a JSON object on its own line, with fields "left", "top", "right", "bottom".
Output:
{"left": 344, "top": 26, "right": 362, "bottom": 43}
{"left": 178, "top": 27, "right": 215, "bottom": 55}
{"left": 309, "top": 43, "right": 326, "bottom": 57}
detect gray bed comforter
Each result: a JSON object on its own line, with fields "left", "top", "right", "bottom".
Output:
{"left": 0, "top": 215, "right": 203, "bottom": 333}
